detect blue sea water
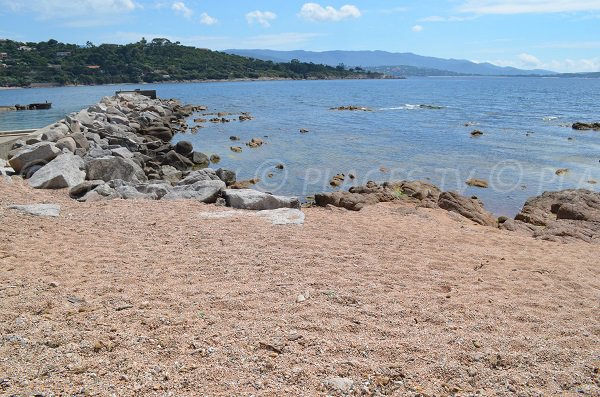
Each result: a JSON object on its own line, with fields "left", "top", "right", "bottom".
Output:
{"left": 1, "top": 77, "right": 599, "bottom": 216}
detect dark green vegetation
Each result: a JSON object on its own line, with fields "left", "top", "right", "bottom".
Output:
{"left": 0, "top": 38, "right": 382, "bottom": 87}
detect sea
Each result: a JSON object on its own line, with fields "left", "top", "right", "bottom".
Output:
{"left": 1, "top": 77, "right": 599, "bottom": 216}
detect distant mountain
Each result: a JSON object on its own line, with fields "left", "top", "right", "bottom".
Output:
{"left": 225, "top": 49, "right": 555, "bottom": 76}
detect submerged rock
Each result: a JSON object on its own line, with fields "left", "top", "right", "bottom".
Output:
{"left": 572, "top": 122, "right": 600, "bottom": 131}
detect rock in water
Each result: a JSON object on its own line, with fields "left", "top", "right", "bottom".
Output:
{"left": 216, "top": 168, "right": 236, "bottom": 186}
{"left": 86, "top": 157, "right": 148, "bottom": 183}
{"left": 162, "top": 150, "right": 194, "bottom": 171}
{"left": 465, "top": 178, "right": 489, "bottom": 188}
{"left": 7, "top": 204, "right": 60, "bottom": 217}
{"left": 438, "top": 191, "right": 497, "bottom": 226}
{"left": 29, "top": 153, "right": 86, "bottom": 189}
{"left": 223, "top": 189, "right": 301, "bottom": 210}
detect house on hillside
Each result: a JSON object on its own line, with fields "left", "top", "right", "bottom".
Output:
{"left": 86, "top": 65, "right": 100, "bottom": 69}
{"left": 18, "top": 46, "right": 32, "bottom": 51}
{"left": 48, "top": 64, "right": 62, "bottom": 70}
{"left": 56, "top": 51, "right": 71, "bottom": 57}
{"left": 0, "top": 53, "right": 7, "bottom": 59}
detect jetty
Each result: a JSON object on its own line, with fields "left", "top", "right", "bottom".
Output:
{"left": 0, "top": 102, "right": 52, "bottom": 111}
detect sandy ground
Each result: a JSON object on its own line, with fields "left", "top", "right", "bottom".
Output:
{"left": 0, "top": 178, "right": 599, "bottom": 397}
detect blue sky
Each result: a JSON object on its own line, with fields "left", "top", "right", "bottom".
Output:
{"left": 1, "top": 0, "right": 599, "bottom": 72}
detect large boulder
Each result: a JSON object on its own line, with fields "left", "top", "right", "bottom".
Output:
{"left": 176, "top": 169, "right": 221, "bottom": 185}
{"left": 86, "top": 156, "right": 148, "bottom": 183}
{"left": 223, "top": 189, "right": 300, "bottom": 210}
{"left": 69, "top": 180, "right": 107, "bottom": 199}
{"left": 175, "top": 140, "right": 194, "bottom": 156}
{"left": 190, "top": 151, "right": 210, "bottom": 168}
{"left": 56, "top": 137, "right": 77, "bottom": 153}
{"left": 144, "top": 126, "right": 173, "bottom": 142}
{"left": 28, "top": 152, "right": 86, "bottom": 189}
{"left": 216, "top": 168, "right": 236, "bottom": 186}
{"left": 162, "top": 150, "right": 193, "bottom": 171}
{"left": 8, "top": 142, "right": 62, "bottom": 174}
{"left": 438, "top": 191, "right": 497, "bottom": 226}
{"left": 38, "top": 123, "right": 69, "bottom": 142}
{"left": 162, "top": 180, "right": 225, "bottom": 203}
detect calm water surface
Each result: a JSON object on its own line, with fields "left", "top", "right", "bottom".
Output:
{"left": 1, "top": 77, "right": 599, "bottom": 216}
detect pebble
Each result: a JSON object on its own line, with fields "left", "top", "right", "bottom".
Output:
{"left": 323, "top": 377, "right": 354, "bottom": 393}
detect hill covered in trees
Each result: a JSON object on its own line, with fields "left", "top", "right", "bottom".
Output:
{"left": 0, "top": 38, "right": 382, "bottom": 87}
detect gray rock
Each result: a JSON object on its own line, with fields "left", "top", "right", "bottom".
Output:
{"left": 108, "top": 114, "right": 129, "bottom": 125}
{"left": 223, "top": 189, "right": 301, "bottom": 210}
{"left": 255, "top": 208, "right": 305, "bottom": 225}
{"left": 56, "top": 137, "right": 77, "bottom": 153}
{"left": 8, "top": 142, "right": 62, "bottom": 174}
{"left": 7, "top": 204, "right": 60, "bottom": 217}
{"left": 216, "top": 168, "right": 236, "bottom": 186}
{"left": 322, "top": 377, "right": 354, "bottom": 393}
{"left": 86, "top": 146, "right": 113, "bottom": 159}
{"left": 70, "top": 180, "right": 106, "bottom": 198}
{"left": 175, "top": 140, "right": 194, "bottom": 156}
{"left": 160, "top": 165, "right": 182, "bottom": 183}
{"left": 162, "top": 180, "right": 225, "bottom": 203}
{"left": 115, "top": 185, "right": 152, "bottom": 200}
{"left": 190, "top": 151, "right": 209, "bottom": 168}
{"left": 73, "top": 109, "right": 96, "bottom": 127}
{"left": 86, "top": 156, "right": 148, "bottom": 183}
{"left": 134, "top": 183, "right": 172, "bottom": 199}
{"left": 111, "top": 147, "right": 134, "bottom": 159}
{"left": 176, "top": 169, "right": 220, "bottom": 185}
{"left": 29, "top": 152, "right": 86, "bottom": 189}
{"left": 39, "top": 123, "right": 69, "bottom": 142}
{"left": 162, "top": 150, "right": 193, "bottom": 171}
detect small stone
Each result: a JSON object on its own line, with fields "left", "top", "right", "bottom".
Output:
{"left": 555, "top": 168, "right": 569, "bottom": 176}
{"left": 471, "top": 130, "right": 484, "bottom": 137}
{"left": 48, "top": 281, "right": 59, "bottom": 288}
{"left": 323, "top": 377, "right": 354, "bottom": 393}
{"left": 473, "top": 340, "right": 482, "bottom": 348}
{"left": 466, "top": 178, "right": 489, "bottom": 188}
{"left": 229, "top": 136, "right": 240, "bottom": 141}
{"left": 209, "top": 154, "right": 221, "bottom": 163}
{"left": 296, "top": 294, "right": 306, "bottom": 303}
{"left": 300, "top": 128, "right": 309, "bottom": 133}
{"left": 93, "top": 341, "right": 104, "bottom": 352}
{"left": 230, "top": 146, "right": 242, "bottom": 153}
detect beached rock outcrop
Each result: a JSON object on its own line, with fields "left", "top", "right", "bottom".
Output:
{"left": 437, "top": 191, "right": 496, "bottom": 226}
{"left": 504, "top": 189, "right": 600, "bottom": 243}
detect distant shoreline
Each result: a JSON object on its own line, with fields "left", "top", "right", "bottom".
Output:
{"left": 0, "top": 75, "right": 397, "bottom": 91}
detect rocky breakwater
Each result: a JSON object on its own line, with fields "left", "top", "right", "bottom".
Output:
{"left": 3, "top": 93, "right": 300, "bottom": 212}
{"left": 315, "top": 180, "right": 497, "bottom": 226}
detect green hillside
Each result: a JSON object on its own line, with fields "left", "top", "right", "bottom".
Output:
{"left": 0, "top": 38, "right": 382, "bottom": 87}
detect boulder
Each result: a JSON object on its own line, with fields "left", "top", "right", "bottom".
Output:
{"left": 190, "top": 151, "right": 209, "bottom": 168}
{"left": 315, "top": 191, "right": 375, "bottom": 211}
{"left": 162, "top": 180, "right": 225, "bottom": 203}
{"left": 144, "top": 126, "right": 173, "bottom": 142}
{"left": 8, "top": 142, "right": 62, "bottom": 174}
{"left": 69, "top": 180, "right": 106, "bottom": 199}
{"left": 7, "top": 204, "right": 60, "bottom": 217}
{"left": 56, "top": 137, "right": 77, "bottom": 153}
{"left": 39, "top": 123, "right": 69, "bottom": 142}
{"left": 162, "top": 150, "right": 193, "bottom": 171}
{"left": 176, "top": 169, "right": 221, "bottom": 185}
{"left": 111, "top": 147, "right": 134, "bottom": 159}
{"left": 86, "top": 156, "right": 148, "bottom": 183}
{"left": 438, "top": 191, "right": 497, "bottom": 226}
{"left": 28, "top": 153, "right": 86, "bottom": 189}
{"left": 223, "top": 189, "right": 300, "bottom": 210}
{"left": 216, "top": 168, "right": 236, "bottom": 186}
{"left": 160, "top": 165, "right": 182, "bottom": 183}
{"left": 175, "top": 140, "right": 194, "bottom": 156}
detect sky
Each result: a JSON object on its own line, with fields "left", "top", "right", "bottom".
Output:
{"left": 0, "top": 0, "right": 599, "bottom": 73}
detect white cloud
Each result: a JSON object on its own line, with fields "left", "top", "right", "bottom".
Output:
{"left": 411, "top": 25, "right": 424, "bottom": 32}
{"left": 419, "top": 15, "right": 478, "bottom": 22}
{"left": 299, "top": 3, "right": 362, "bottom": 22}
{"left": 172, "top": 1, "right": 193, "bottom": 19}
{"left": 459, "top": 0, "right": 600, "bottom": 15}
{"left": 490, "top": 53, "right": 600, "bottom": 73}
{"left": 199, "top": 12, "right": 218, "bottom": 25}
{"left": 518, "top": 52, "right": 541, "bottom": 66}
{"left": 246, "top": 10, "right": 277, "bottom": 27}
{"left": 0, "top": 0, "right": 138, "bottom": 18}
